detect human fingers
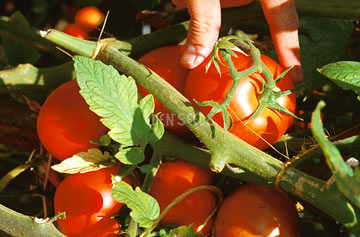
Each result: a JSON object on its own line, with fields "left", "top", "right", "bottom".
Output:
{"left": 260, "top": 0, "right": 304, "bottom": 82}
{"left": 173, "top": 0, "right": 222, "bottom": 69}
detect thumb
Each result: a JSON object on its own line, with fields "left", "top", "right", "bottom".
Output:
{"left": 181, "top": 0, "right": 221, "bottom": 69}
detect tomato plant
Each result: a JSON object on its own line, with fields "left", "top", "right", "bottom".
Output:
{"left": 74, "top": 6, "right": 104, "bottom": 30}
{"left": 63, "top": 24, "right": 88, "bottom": 40}
{"left": 214, "top": 183, "right": 299, "bottom": 236}
{"left": 54, "top": 164, "right": 131, "bottom": 237}
{"left": 36, "top": 80, "right": 108, "bottom": 161}
{"left": 149, "top": 160, "right": 216, "bottom": 234}
{"left": 138, "top": 45, "right": 193, "bottom": 139}
{"left": 184, "top": 52, "right": 296, "bottom": 150}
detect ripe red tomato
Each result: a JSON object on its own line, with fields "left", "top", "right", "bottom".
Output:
{"left": 63, "top": 24, "right": 88, "bottom": 40}
{"left": 149, "top": 160, "right": 216, "bottom": 234}
{"left": 54, "top": 165, "right": 131, "bottom": 237}
{"left": 37, "top": 80, "right": 108, "bottom": 161}
{"left": 75, "top": 6, "right": 104, "bottom": 30}
{"left": 138, "top": 45, "right": 193, "bottom": 139}
{"left": 214, "top": 183, "right": 299, "bottom": 236}
{"left": 184, "top": 51, "right": 296, "bottom": 150}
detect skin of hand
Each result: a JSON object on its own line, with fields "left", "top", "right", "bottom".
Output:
{"left": 172, "top": 0, "right": 304, "bottom": 82}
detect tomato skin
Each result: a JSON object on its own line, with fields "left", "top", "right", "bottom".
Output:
{"left": 75, "top": 6, "right": 104, "bottom": 29}
{"left": 149, "top": 160, "right": 215, "bottom": 234}
{"left": 214, "top": 183, "right": 299, "bottom": 237}
{"left": 54, "top": 165, "right": 130, "bottom": 237}
{"left": 36, "top": 80, "right": 108, "bottom": 161}
{"left": 63, "top": 24, "right": 88, "bottom": 40}
{"left": 184, "top": 52, "right": 296, "bottom": 149}
{"left": 138, "top": 45, "right": 193, "bottom": 139}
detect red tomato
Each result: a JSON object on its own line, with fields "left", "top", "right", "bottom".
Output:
{"left": 75, "top": 6, "right": 104, "bottom": 30}
{"left": 214, "top": 183, "right": 299, "bottom": 236}
{"left": 149, "top": 160, "right": 216, "bottom": 234}
{"left": 54, "top": 165, "right": 131, "bottom": 237}
{"left": 184, "top": 51, "right": 296, "bottom": 150}
{"left": 63, "top": 24, "right": 88, "bottom": 40}
{"left": 37, "top": 80, "right": 108, "bottom": 161}
{"left": 138, "top": 45, "right": 193, "bottom": 139}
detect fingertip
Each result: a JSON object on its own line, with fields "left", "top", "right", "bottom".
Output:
{"left": 289, "top": 65, "right": 305, "bottom": 83}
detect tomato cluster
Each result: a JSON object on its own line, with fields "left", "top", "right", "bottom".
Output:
{"left": 138, "top": 45, "right": 296, "bottom": 149}
{"left": 38, "top": 44, "right": 299, "bottom": 236}
{"left": 185, "top": 51, "right": 296, "bottom": 150}
{"left": 63, "top": 6, "right": 104, "bottom": 40}
{"left": 149, "top": 160, "right": 299, "bottom": 236}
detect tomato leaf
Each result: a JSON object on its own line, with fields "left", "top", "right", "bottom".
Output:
{"left": 318, "top": 61, "right": 360, "bottom": 100}
{"left": 51, "top": 148, "right": 116, "bottom": 174}
{"left": 73, "top": 56, "right": 164, "bottom": 165}
{"left": 139, "top": 164, "right": 153, "bottom": 174}
{"left": 115, "top": 147, "right": 145, "bottom": 165}
{"left": 112, "top": 179, "right": 160, "bottom": 228}
{"left": 169, "top": 224, "right": 200, "bottom": 237}
{"left": 311, "top": 101, "right": 360, "bottom": 209}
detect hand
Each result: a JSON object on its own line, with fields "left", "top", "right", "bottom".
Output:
{"left": 172, "top": 0, "right": 304, "bottom": 82}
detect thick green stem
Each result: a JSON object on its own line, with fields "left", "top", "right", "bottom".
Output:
{"left": 0, "top": 204, "right": 64, "bottom": 237}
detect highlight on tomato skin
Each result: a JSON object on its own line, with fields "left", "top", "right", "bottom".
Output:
{"left": 214, "top": 183, "right": 300, "bottom": 237}
{"left": 149, "top": 160, "right": 216, "bottom": 234}
{"left": 54, "top": 164, "right": 131, "bottom": 237}
{"left": 184, "top": 51, "right": 296, "bottom": 150}
{"left": 36, "top": 80, "right": 109, "bottom": 161}
{"left": 74, "top": 6, "right": 104, "bottom": 30}
{"left": 138, "top": 45, "right": 193, "bottom": 139}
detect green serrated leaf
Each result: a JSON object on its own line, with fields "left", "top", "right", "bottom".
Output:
{"left": 318, "top": 61, "right": 360, "bottom": 98}
{"left": 74, "top": 56, "right": 138, "bottom": 146}
{"left": 112, "top": 180, "right": 160, "bottom": 228}
{"left": 148, "top": 114, "right": 165, "bottom": 144}
{"left": 139, "top": 94, "right": 155, "bottom": 121}
{"left": 115, "top": 147, "right": 145, "bottom": 165}
{"left": 51, "top": 148, "right": 116, "bottom": 174}
{"left": 73, "top": 56, "right": 164, "bottom": 165}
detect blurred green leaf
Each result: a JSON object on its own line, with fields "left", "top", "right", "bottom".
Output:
{"left": 2, "top": 11, "right": 40, "bottom": 66}
{"left": 265, "top": 17, "right": 354, "bottom": 94}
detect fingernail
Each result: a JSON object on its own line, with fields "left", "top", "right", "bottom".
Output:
{"left": 181, "top": 45, "right": 208, "bottom": 69}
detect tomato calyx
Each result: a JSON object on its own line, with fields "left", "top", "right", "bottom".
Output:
{"left": 197, "top": 36, "right": 302, "bottom": 132}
